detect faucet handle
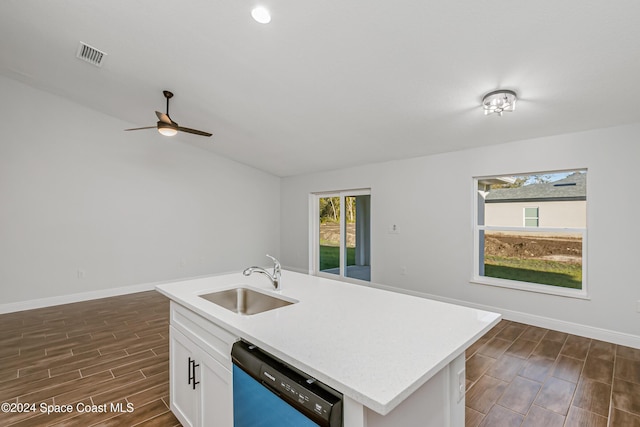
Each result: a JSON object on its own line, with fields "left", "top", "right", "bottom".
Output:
{"left": 267, "top": 254, "right": 280, "bottom": 267}
{"left": 265, "top": 254, "right": 281, "bottom": 272}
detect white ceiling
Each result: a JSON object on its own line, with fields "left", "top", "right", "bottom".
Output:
{"left": 2, "top": 1, "right": 639, "bottom": 177}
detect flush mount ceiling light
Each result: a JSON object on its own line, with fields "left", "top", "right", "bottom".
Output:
{"left": 482, "top": 89, "right": 517, "bottom": 116}
{"left": 251, "top": 6, "right": 271, "bottom": 24}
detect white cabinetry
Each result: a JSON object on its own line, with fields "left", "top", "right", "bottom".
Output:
{"left": 169, "top": 302, "right": 237, "bottom": 427}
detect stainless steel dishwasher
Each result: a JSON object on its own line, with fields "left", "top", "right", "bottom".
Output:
{"left": 231, "top": 340, "right": 343, "bottom": 427}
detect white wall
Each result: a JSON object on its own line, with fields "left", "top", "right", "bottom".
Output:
{"left": 0, "top": 76, "right": 280, "bottom": 305}
{"left": 281, "top": 124, "right": 640, "bottom": 339}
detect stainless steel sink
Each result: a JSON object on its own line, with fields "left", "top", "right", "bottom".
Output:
{"left": 199, "top": 286, "right": 295, "bottom": 315}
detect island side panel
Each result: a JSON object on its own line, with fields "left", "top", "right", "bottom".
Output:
{"left": 363, "top": 353, "right": 465, "bottom": 427}
{"left": 344, "top": 396, "right": 366, "bottom": 427}
{"left": 448, "top": 353, "right": 465, "bottom": 426}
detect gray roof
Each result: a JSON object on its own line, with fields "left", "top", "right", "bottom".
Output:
{"left": 485, "top": 173, "right": 586, "bottom": 203}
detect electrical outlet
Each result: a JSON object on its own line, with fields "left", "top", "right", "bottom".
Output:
{"left": 457, "top": 368, "right": 466, "bottom": 402}
{"left": 77, "top": 269, "right": 85, "bottom": 279}
{"left": 389, "top": 224, "right": 399, "bottom": 234}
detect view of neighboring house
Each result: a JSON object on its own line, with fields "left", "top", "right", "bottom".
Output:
{"left": 484, "top": 172, "right": 587, "bottom": 228}
{"left": 476, "top": 172, "right": 587, "bottom": 291}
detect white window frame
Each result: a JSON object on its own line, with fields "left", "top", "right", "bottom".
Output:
{"left": 523, "top": 206, "right": 539, "bottom": 227}
{"left": 309, "top": 188, "right": 371, "bottom": 284}
{"left": 472, "top": 173, "right": 588, "bottom": 299}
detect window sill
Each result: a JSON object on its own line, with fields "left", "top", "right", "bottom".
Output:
{"left": 471, "top": 276, "right": 590, "bottom": 300}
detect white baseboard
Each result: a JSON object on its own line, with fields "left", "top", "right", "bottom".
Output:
{"left": 5, "top": 272, "right": 639, "bottom": 350}
{"left": 367, "top": 282, "right": 640, "bottom": 350}
{"left": 0, "top": 270, "right": 242, "bottom": 314}
{"left": 282, "top": 265, "right": 309, "bottom": 274}
{"left": 0, "top": 282, "right": 157, "bottom": 314}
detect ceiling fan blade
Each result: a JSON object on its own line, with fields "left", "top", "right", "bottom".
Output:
{"left": 124, "top": 126, "right": 157, "bottom": 131}
{"left": 155, "top": 111, "right": 173, "bottom": 124}
{"left": 178, "top": 126, "right": 212, "bottom": 137}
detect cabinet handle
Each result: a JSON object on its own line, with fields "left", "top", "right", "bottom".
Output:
{"left": 188, "top": 357, "right": 200, "bottom": 390}
{"left": 192, "top": 360, "right": 200, "bottom": 390}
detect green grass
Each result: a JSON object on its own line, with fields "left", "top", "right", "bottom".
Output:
{"left": 319, "top": 245, "right": 355, "bottom": 271}
{"left": 322, "top": 247, "right": 582, "bottom": 288}
{"left": 484, "top": 255, "right": 582, "bottom": 289}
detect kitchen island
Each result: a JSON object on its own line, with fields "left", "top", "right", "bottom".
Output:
{"left": 156, "top": 270, "right": 500, "bottom": 427}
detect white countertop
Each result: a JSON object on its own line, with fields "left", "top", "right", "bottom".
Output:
{"left": 156, "top": 270, "right": 500, "bottom": 415}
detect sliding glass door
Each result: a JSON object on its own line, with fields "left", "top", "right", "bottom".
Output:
{"left": 313, "top": 190, "right": 370, "bottom": 282}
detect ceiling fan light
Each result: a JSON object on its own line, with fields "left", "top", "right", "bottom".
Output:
{"left": 157, "top": 122, "right": 178, "bottom": 136}
{"left": 158, "top": 128, "right": 178, "bottom": 136}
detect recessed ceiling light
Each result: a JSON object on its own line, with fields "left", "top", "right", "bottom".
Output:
{"left": 251, "top": 6, "right": 271, "bottom": 24}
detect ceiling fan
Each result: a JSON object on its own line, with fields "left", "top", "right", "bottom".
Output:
{"left": 125, "top": 90, "right": 212, "bottom": 137}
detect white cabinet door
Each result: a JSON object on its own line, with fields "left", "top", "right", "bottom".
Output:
{"left": 170, "top": 325, "right": 233, "bottom": 427}
{"left": 199, "top": 348, "right": 233, "bottom": 427}
{"left": 170, "top": 326, "right": 199, "bottom": 427}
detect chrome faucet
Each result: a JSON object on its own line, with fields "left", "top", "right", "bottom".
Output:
{"left": 243, "top": 254, "right": 281, "bottom": 290}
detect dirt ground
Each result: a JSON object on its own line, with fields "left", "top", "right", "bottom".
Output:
{"left": 319, "top": 222, "right": 355, "bottom": 247}
{"left": 320, "top": 225, "right": 582, "bottom": 264}
{"left": 485, "top": 232, "right": 582, "bottom": 263}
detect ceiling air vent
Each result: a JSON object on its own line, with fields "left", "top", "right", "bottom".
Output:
{"left": 76, "top": 42, "right": 107, "bottom": 67}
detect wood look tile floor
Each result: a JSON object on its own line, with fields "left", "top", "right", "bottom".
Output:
{"left": 0, "top": 291, "right": 180, "bottom": 426}
{"left": 466, "top": 320, "right": 640, "bottom": 427}
{"left": 3, "top": 292, "right": 640, "bottom": 426}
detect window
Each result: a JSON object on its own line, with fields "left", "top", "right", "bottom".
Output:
{"left": 524, "top": 207, "right": 539, "bottom": 227}
{"left": 474, "top": 170, "right": 587, "bottom": 298}
{"left": 311, "top": 189, "right": 371, "bottom": 282}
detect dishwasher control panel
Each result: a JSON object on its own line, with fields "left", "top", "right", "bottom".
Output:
{"left": 260, "top": 363, "right": 332, "bottom": 420}
{"left": 232, "top": 340, "right": 343, "bottom": 427}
